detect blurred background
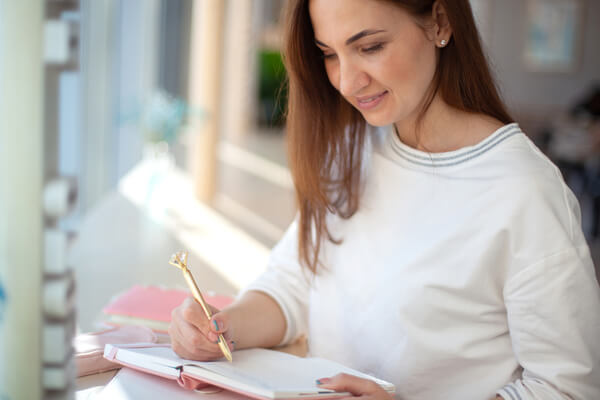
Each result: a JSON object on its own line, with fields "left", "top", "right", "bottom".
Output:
{"left": 0, "top": 0, "right": 599, "bottom": 398}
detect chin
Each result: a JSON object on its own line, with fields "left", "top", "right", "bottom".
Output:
{"left": 359, "top": 112, "right": 394, "bottom": 128}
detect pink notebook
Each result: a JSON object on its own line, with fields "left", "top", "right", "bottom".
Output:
{"left": 102, "top": 285, "right": 234, "bottom": 332}
{"left": 96, "top": 367, "right": 252, "bottom": 399}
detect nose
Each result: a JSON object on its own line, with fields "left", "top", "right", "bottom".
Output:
{"left": 338, "top": 59, "right": 370, "bottom": 97}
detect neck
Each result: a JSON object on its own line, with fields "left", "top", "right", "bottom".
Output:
{"left": 394, "top": 94, "right": 502, "bottom": 153}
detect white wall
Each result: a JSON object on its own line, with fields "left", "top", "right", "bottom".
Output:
{"left": 483, "top": 0, "right": 600, "bottom": 111}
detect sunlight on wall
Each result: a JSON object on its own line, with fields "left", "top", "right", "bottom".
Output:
{"left": 118, "top": 157, "right": 270, "bottom": 290}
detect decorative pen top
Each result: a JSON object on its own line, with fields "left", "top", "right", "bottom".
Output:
{"left": 169, "top": 251, "right": 189, "bottom": 272}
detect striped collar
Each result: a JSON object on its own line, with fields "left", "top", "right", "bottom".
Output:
{"left": 385, "top": 123, "right": 522, "bottom": 168}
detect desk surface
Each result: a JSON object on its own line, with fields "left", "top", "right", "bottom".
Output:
{"left": 76, "top": 371, "right": 118, "bottom": 399}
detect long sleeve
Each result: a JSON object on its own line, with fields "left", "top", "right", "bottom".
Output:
{"left": 496, "top": 244, "right": 600, "bottom": 399}
{"left": 241, "top": 219, "right": 312, "bottom": 345}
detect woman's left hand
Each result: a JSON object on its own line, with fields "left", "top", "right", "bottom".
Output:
{"left": 316, "top": 373, "right": 394, "bottom": 399}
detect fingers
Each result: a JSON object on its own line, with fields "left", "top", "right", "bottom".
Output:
{"left": 316, "top": 374, "right": 387, "bottom": 398}
{"left": 169, "top": 297, "right": 233, "bottom": 360}
{"left": 169, "top": 315, "right": 222, "bottom": 360}
{"left": 169, "top": 319, "right": 205, "bottom": 359}
{"left": 180, "top": 297, "right": 211, "bottom": 330}
{"left": 207, "top": 303, "right": 231, "bottom": 343}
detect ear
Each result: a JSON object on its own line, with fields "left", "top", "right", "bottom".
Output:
{"left": 431, "top": 1, "right": 453, "bottom": 48}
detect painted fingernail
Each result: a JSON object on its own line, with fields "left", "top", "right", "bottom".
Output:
{"left": 316, "top": 378, "right": 331, "bottom": 385}
{"left": 230, "top": 341, "right": 236, "bottom": 350}
{"left": 212, "top": 320, "right": 219, "bottom": 331}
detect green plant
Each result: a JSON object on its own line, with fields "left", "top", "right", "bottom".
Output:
{"left": 258, "top": 50, "right": 287, "bottom": 127}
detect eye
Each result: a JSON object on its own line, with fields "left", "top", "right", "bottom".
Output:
{"left": 361, "top": 43, "right": 384, "bottom": 54}
{"left": 315, "top": 45, "right": 336, "bottom": 60}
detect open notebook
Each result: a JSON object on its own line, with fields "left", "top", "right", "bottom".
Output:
{"left": 104, "top": 344, "right": 395, "bottom": 400}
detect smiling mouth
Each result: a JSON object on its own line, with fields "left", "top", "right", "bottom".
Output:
{"left": 356, "top": 90, "right": 388, "bottom": 109}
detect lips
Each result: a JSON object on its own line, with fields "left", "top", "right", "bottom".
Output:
{"left": 356, "top": 90, "right": 388, "bottom": 110}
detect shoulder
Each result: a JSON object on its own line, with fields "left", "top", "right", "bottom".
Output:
{"left": 484, "top": 126, "right": 586, "bottom": 258}
{"left": 468, "top": 124, "right": 566, "bottom": 194}
{"left": 490, "top": 128, "right": 572, "bottom": 204}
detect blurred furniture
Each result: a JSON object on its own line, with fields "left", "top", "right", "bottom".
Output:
{"left": 546, "top": 86, "right": 600, "bottom": 238}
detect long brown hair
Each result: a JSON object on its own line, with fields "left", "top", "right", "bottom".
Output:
{"left": 282, "top": 0, "right": 513, "bottom": 274}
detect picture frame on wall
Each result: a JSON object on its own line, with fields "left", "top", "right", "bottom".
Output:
{"left": 523, "top": 0, "right": 584, "bottom": 73}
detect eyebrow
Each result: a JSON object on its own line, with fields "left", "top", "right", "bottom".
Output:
{"left": 314, "top": 29, "right": 387, "bottom": 48}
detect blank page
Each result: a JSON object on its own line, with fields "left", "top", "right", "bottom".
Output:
{"left": 184, "top": 349, "right": 388, "bottom": 391}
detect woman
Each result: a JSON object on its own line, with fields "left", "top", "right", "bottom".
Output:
{"left": 169, "top": 0, "right": 600, "bottom": 398}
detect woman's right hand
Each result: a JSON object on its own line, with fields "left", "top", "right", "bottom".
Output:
{"left": 168, "top": 296, "right": 235, "bottom": 360}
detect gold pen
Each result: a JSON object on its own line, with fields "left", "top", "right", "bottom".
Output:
{"left": 169, "top": 251, "right": 233, "bottom": 362}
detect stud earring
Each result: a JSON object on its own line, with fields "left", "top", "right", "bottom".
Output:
{"left": 440, "top": 39, "right": 447, "bottom": 47}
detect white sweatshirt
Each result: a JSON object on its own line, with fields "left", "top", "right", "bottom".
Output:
{"left": 243, "top": 123, "right": 600, "bottom": 400}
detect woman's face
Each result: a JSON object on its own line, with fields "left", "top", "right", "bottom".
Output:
{"left": 309, "top": 0, "right": 439, "bottom": 127}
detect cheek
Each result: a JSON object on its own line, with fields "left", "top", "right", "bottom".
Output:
{"left": 383, "top": 44, "right": 437, "bottom": 97}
